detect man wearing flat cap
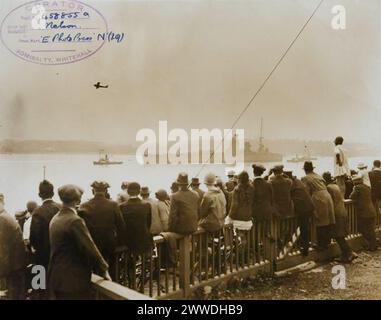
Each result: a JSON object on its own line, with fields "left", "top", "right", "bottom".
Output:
{"left": 49, "top": 185, "right": 110, "bottom": 300}
{"left": 350, "top": 175, "right": 378, "bottom": 251}
{"left": 79, "top": 181, "right": 126, "bottom": 280}
{"left": 168, "top": 173, "right": 199, "bottom": 235}
{"left": 30, "top": 180, "right": 61, "bottom": 277}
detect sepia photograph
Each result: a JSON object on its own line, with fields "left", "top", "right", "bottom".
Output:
{"left": 1, "top": 0, "right": 381, "bottom": 308}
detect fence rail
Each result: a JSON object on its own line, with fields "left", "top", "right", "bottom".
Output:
{"left": 2, "top": 200, "right": 380, "bottom": 300}
{"left": 107, "top": 199, "right": 379, "bottom": 300}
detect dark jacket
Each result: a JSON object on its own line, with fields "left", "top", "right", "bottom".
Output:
{"left": 270, "top": 175, "right": 295, "bottom": 218}
{"left": 199, "top": 188, "right": 226, "bottom": 232}
{"left": 48, "top": 207, "right": 108, "bottom": 294}
{"left": 350, "top": 183, "right": 377, "bottom": 218}
{"left": 168, "top": 190, "right": 199, "bottom": 234}
{"left": 290, "top": 178, "right": 314, "bottom": 216}
{"left": 252, "top": 177, "right": 277, "bottom": 221}
{"left": 0, "top": 211, "right": 26, "bottom": 277}
{"left": 30, "top": 200, "right": 61, "bottom": 268}
{"left": 369, "top": 169, "right": 381, "bottom": 200}
{"left": 229, "top": 184, "right": 254, "bottom": 221}
{"left": 79, "top": 194, "right": 126, "bottom": 261}
{"left": 120, "top": 198, "right": 153, "bottom": 254}
{"left": 327, "top": 183, "right": 348, "bottom": 237}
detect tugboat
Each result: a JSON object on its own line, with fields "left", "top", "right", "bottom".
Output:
{"left": 287, "top": 145, "right": 317, "bottom": 163}
{"left": 241, "top": 118, "right": 283, "bottom": 163}
{"left": 93, "top": 151, "right": 123, "bottom": 165}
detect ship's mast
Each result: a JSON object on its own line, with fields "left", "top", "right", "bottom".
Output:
{"left": 258, "top": 117, "right": 265, "bottom": 152}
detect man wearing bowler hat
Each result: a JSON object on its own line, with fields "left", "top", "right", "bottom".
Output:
{"left": 190, "top": 177, "right": 205, "bottom": 201}
{"left": 79, "top": 181, "right": 126, "bottom": 280}
{"left": 49, "top": 185, "right": 110, "bottom": 300}
{"left": 168, "top": 173, "right": 199, "bottom": 235}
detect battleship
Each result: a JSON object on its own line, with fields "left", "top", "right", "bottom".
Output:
{"left": 240, "top": 118, "right": 283, "bottom": 163}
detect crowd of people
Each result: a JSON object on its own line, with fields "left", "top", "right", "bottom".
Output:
{"left": 1, "top": 136, "right": 381, "bottom": 300}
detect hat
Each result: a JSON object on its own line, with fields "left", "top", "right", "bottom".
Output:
{"left": 127, "top": 182, "right": 141, "bottom": 195}
{"left": 0, "top": 193, "right": 4, "bottom": 203}
{"left": 357, "top": 163, "right": 368, "bottom": 170}
{"left": 15, "top": 211, "right": 28, "bottom": 220}
{"left": 322, "top": 171, "right": 335, "bottom": 183}
{"left": 121, "top": 181, "right": 129, "bottom": 190}
{"left": 303, "top": 161, "right": 315, "bottom": 171}
{"left": 140, "top": 186, "right": 150, "bottom": 196}
{"left": 352, "top": 174, "right": 363, "bottom": 184}
{"left": 272, "top": 165, "right": 284, "bottom": 173}
{"left": 170, "top": 182, "right": 178, "bottom": 190}
{"left": 91, "top": 181, "right": 110, "bottom": 191}
{"left": 155, "top": 189, "right": 169, "bottom": 201}
{"left": 191, "top": 177, "right": 201, "bottom": 186}
{"left": 227, "top": 170, "right": 235, "bottom": 177}
{"left": 204, "top": 173, "right": 216, "bottom": 185}
{"left": 252, "top": 164, "right": 266, "bottom": 173}
{"left": 176, "top": 172, "right": 189, "bottom": 185}
{"left": 283, "top": 170, "right": 293, "bottom": 179}
{"left": 58, "top": 185, "right": 84, "bottom": 203}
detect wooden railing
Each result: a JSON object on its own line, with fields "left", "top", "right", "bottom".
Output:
{"left": 1, "top": 200, "right": 380, "bottom": 300}
{"left": 108, "top": 199, "right": 380, "bottom": 299}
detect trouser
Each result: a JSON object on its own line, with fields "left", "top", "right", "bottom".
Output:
{"left": 358, "top": 217, "right": 378, "bottom": 251}
{"left": 335, "top": 237, "right": 352, "bottom": 260}
{"left": 298, "top": 216, "right": 311, "bottom": 255}
{"left": 316, "top": 225, "right": 333, "bottom": 250}
{"left": 6, "top": 269, "right": 26, "bottom": 300}
{"left": 336, "top": 175, "right": 346, "bottom": 196}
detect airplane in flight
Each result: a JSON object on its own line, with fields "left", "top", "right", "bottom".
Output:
{"left": 94, "top": 82, "right": 109, "bottom": 89}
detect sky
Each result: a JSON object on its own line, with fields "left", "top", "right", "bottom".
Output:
{"left": 0, "top": 0, "right": 380, "bottom": 146}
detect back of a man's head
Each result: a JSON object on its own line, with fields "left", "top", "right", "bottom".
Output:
{"left": 39, "top": 180, "right": 54, "bottom": 200}
{"left": 373, "top": 160, "right": 381, "bottom": 168}
{"left": 335, "top": 136, "right": 344, "bottom": 145}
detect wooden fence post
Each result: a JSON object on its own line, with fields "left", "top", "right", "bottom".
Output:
{"left": 179, "top": 235, "right": 191, "bottom": 298}
{"left": 265, "top": 219, "right": 278, "bottom": 274}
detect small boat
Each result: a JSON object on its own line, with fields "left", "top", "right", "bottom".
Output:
{"left": 287, "top": 145, "right": 317, "bottom": 163}
{"left": 93, "top": 152, "right": 123, "bottom": 165}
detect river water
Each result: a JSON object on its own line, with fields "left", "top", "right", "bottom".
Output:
{"left": 1, "top": 153, "right": 380, "bottom": 214}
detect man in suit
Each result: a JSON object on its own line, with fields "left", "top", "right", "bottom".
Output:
{"left": 119, "top": 182, "right": 153, "bottom": 255}
{"left": 0, "top": 193, "right": 27, "bottom": 300}
{"left": 350, "top": 175, "right": 378, "bottom": 251}
{"left": 270, "top": 165, "right": 294, "bottom": 247}
{"left": 369, "top": 160, "right": 381, "bottom": 215}
{"left": 140, "top": 186, "right": 162, "bottom": 236}
{"left": 15, "top": 201, "right": 38, "bottom": 232}
{"left": 79, "top": 181, "right": 126, "bottom": 280}
{"left": 49, "top": 185, "right": 110, "bottom": 300}
{"left": 168, "top": 173, "right": 199, "bottom": 235}
{"left": 30, "top": 180, "right": 61, "bottom": 271}
{"left": 284, "top": 170, "right": 314, "bottom": 256}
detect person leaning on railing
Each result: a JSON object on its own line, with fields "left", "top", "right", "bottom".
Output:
{"left": 349, "top": 175, "right": 379, "bottom": 251}
{"left": 48, "top": 185, "right": 110, "bottom": 300}
{"left": 198, "top": 173, "right": 226, "bottom": 233}
{"left": 168, "top": 173, "right": 199, "bottom": 235}
{"left": 226, "top": 171, "right": 254, "bottom": 247}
